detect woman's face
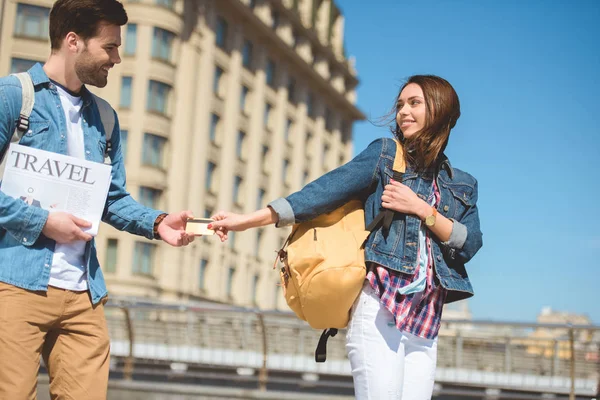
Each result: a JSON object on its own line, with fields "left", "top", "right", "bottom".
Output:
{"left": 396, "top": 83, "right": 426, "bottom": 139}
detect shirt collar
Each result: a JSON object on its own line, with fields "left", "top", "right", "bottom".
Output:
{"left": 29, "top": 63, "right": 94, "bottom": 107}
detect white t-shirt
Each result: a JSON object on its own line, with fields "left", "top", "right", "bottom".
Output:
{"left": 48, "top": 83, "right": 88, "bottom": 291}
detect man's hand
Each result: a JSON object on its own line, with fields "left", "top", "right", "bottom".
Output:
{"left": 42, "top": 212, "right": 93, "bottom": 244}
{"left": 156, "top": 211, "right": 196, "bottom": 247}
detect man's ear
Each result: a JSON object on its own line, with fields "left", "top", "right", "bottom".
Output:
{"left": 65, "top": 32, "right": 81, "bottom": 53}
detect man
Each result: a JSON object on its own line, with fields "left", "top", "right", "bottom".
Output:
{"left": 0, "top": 1, "right": 194, "bottom": 398}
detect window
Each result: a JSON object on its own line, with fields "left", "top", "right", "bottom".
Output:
{"left": 311, "top": 46, "right": 318, "bottom": 65}
{"left": 255, "top": 229, "right": 263, "bottom": 257}
{"left": 233, "top": 176, "right": 243, "bottom": 204}
{"left": 199, "top": 259, "right": 208, "bottom": 290}
{"left": 273, "top": 284, "right": 280, "bottom": 308}
{"left": 105, "top": 239, "right": 118, "bottom": 273}
{"left": 306, "top": 131, "right": 313, "bottom": 153}
{"left": 236, "top": 131, "right": 245, "bottom": 159}
{"left": 325, "top": 108, "right": 335, "bottom": 131}
{"left": 209, "top": 113, "right": 219, "bottom": 143}
{"left": 266, "top": 59, "right": 276, "bottom": 87}
{"left": 264, "top": 103, "right": 272, "bottom": 129}
{"left": 213, "top": 66, "right": 224, "bottom": 96}
{"left": 341, "top": 120, "right": 351, "bottom": 138}
{"left": 133, "top": 242, "right": 156, "bottom": 275}
{"left": 152, "top": 27, "right": 175, "bottom": 62}
{"left": 10, "top": 58, "right": 36, "bottom": 74}
{"left": 240, "top": 86, "right": 249, "bottom": 113}
{"left": 302, "top": 169, "right": 309, "bottom": 186}
{"left": 226, "top": 267, "right": 235, "bottom": 297}
{"left": 287, "top": 77, "right": 296, "bottom": 104}
{"left": 229, "top": 232, "right": 236, "bottom": 250}
{"left": 139, "top": 186, "right": 161, "bottom": 208}
{"left": 307, "top": 92, "right": 315, "bottom": 118}
{"left": 120, "top": 130, "right": 129, "bottom": 162}
{"left": 261, "top": 145, "right": 269, "bottom": 172}
{"left": 120, "top": 77, "right": 133, "bottom": 108}
{"left": 251, "top": 274, "right": 259, "bottom": 304}
{"left": 147, "top": 80, "right": 171, "bottom": 115}
{"left": 206, "top": 162, "right": 216, "bottom": 191}
{"left": 124, "top": 24, "right": 137, "bottom": 56}
{"left": 322, "top": 144, "right": 329, "bottom": 166}
{"left": 155, "top": 0, "right": 174, "bottom": 9}
{"left": 257, "top": 188, "right": 265, "bottom": 208}
{"left": 291, "top": 29, "right": 299, "bottom": 48}
{"left": 142, "top": 133, "right": 167, "bottom": 167}
{"left": 271, "top": 10, "right": 279, "bottom": 29}
{"left": 282, "top": 159, "right": 289, "bottom": 183}
{"left": 249, "top": 0, "right": 256, "bottom": 8}
{"left": 215, "top": 16, "right": 228, "bottom": 49}
{"left": 14, "top": 4, "right": 49, "bottom": 40}
{"left": 242, "top": 40, "right": 253, "bottom": 69}
{"left": 285, "top": 119, "right": 292, "bottom": 142}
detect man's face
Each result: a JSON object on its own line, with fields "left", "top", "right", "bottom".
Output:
{"left": 74, "top": 23, "right": 121, "bottom": 88}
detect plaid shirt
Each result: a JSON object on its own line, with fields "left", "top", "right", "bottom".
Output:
{"left": 366, "top": 181, "right": 447, "bottom": 340}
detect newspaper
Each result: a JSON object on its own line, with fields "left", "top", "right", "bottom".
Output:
{"left": 0, "top": 144, "right": 112, "bottom": 236}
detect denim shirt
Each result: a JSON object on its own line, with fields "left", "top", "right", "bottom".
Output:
{"left": 0, "top": 64, "right": 164, "bottom": 304}
{"left": 269, "top": 137, "right": 483, "bottom": 303}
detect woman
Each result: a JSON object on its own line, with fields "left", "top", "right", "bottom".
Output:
{"left": 210, "top": 75, "right": 483, "bottom": 399}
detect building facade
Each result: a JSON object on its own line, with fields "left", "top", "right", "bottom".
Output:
{"left": 0, "top": 0, "right": 364, "bottom": 309}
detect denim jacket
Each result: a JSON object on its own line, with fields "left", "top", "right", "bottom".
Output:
{"left": 0, "top": 64, "right": 163, "bottom": 304}
{"left": 269, "top": 137, "right": 483, "bottom": 303}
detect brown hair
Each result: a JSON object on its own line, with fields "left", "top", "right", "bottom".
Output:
{"left": 392, "top": 75, "right": 461, "bottom": 172}
{"left": 49, "top": 0, "right": 128, "bottom": 50}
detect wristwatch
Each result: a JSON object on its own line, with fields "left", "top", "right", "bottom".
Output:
{"left": 153, "top": 213, "right": 168, "bottom": 239}
{"left": 425, "top": 207, "right": 437, "bottom": 227}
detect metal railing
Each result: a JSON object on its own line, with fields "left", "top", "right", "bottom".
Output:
{"left": 104, "top": 300, "right": 600, "bottom": 398}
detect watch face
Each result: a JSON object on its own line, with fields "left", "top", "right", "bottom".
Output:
{"left": 425, "top": 215, "right": 436, "bottom": 227}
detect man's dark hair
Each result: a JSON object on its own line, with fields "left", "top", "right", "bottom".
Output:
{"left": 49, "top": 0, "right": 128, "bottom": 50}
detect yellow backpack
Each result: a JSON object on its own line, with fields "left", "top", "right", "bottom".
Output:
{"left": 275, "top": 139, "right": 405, "bottom": 362}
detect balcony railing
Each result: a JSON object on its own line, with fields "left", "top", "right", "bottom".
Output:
{"left": 103, "top": 299, "right": 600, "bottom": 398}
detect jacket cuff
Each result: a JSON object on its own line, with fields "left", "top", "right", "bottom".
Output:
{"left": 442, "top": 218, "right": 467, "bottom": 249}
{"left": 15, "top": 206, "right": 49, "bottom": 246}
{"left": 146, "top": 209, "right": 166, "bottom": 240}
{"left": 267, "top": 198, "right": 295, "bottom": 227}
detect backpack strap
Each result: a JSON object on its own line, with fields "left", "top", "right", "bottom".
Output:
{"left": 14, "top": 72, "right": 35, "bottom": 136}
{"left": 0, "top": 72, "right": 35, "bottom": 167}
{"left": 365, "top": 139, "right": 405, "bottom": 234}
{"left": 91, "top": 94, "right": 115, "bottom": 159}
{"left": 315, "top": 328, "right": 338, "bottom": 363}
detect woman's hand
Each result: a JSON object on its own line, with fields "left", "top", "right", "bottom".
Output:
{"left": 381, "top": 179, "right": 430, "bottom": 219}
{"left": 210, "top": 208, "right": 279, "bottom": 242}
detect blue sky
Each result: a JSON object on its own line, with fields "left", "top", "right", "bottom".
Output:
{"left": 338, "top": 0, "right": 600, "bottom": 323}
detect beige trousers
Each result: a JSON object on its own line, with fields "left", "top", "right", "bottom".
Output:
{"left": 0, "top": 282, "right": 110, "bottom": 400}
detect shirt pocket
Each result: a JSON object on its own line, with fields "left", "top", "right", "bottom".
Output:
{"left": 19, "top": 120, "right": 50, "bottom": 143}
{"left": 446, "top": 183, "right": 474, "bottom": 220}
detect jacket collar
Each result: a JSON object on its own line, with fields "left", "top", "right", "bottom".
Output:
{"left": 437, "top": 154, "right": 454, "bottom": 179}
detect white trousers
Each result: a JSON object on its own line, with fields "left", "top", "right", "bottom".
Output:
{"left": 345, "top": 283, "right": 438, "bottom": 400}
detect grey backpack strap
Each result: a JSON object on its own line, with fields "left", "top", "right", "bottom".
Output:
{"left": 14, "top": 72, "right": 35, "bottom": 137}
{"left": 91, "top": 93, "right": 115, "bottom": 159}
{"left": 0, "top": 72, "right": 35, "bottom": 169}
